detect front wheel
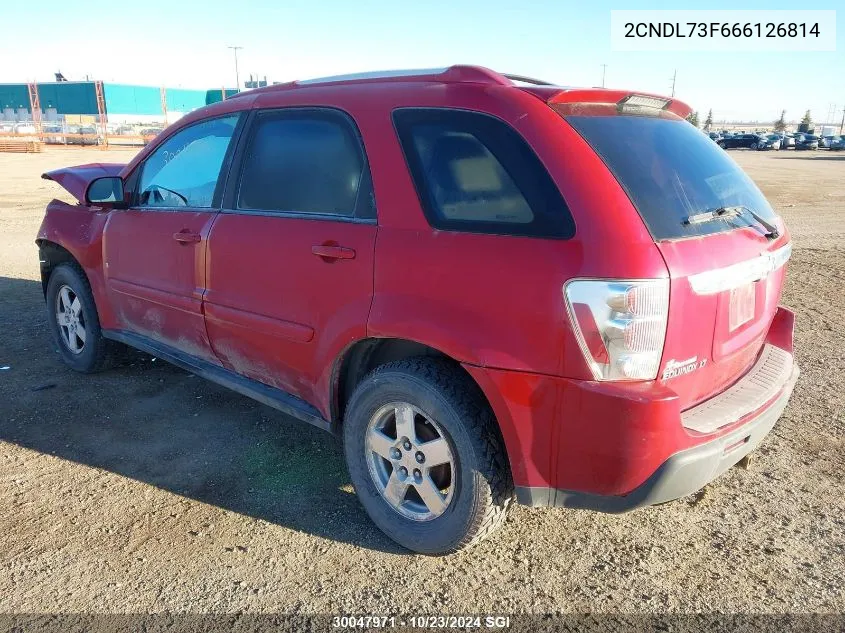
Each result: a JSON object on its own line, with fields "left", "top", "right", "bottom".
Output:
{"left": 718, "top": 141, "right": 727, "bottom": 149}
{"left": 343, "top": 359, "right": 513, "bottom": 554}
{"left": 45, "top": 263, "right": 113, "bottom": 373}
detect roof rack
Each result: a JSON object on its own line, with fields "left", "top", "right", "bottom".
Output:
{"left": 297, "top": 67, "right": 450, "bottom": 85}
{"left": 293, "top": 65, "right": 514, "bottom": 87}
{"left": 226, "top": 66, "right": 554, "bottom": 99}
{"left": 501, "top": 74, "right": 555, "bottom": 86}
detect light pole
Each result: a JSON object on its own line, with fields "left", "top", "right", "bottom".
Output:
{"left": 600, "top": 64, "right": 607, "bottom": 88}
{"left": 228, "top": 46, "right": 243, "bottom": 92}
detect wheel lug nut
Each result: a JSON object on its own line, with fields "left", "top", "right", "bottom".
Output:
{"left": 390, "top": 448, "right": 401, "bottom": 460}
{"left": 398, "top": 466, "right": 408, "bottom": 478}
{"left": 413, "top": 469, "right": 422, "bottom": 481}
{"left": 415, "top": 451, "right": 425, "bottom": 464}
{"left": 403, "top": 440, "right": 412, "bottom": 451}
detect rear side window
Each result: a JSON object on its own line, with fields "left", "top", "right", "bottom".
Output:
{"left": 566, "top": 115, "right": 780, "bottom": 240}
{"left": 393, "top": 109, "right": 574, "bottom": 238}
{"left": 236, "top": 109, "right": 373, "bottom": 218}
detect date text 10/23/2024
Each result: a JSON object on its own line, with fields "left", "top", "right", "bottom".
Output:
{"left": 331, "top": 616, "right": 512, "bottom": 629}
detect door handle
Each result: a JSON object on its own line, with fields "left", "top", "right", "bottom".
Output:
{"left": 312, "top": 244, "right": 356, "bottom": 260}
{"left": 173, "top": 231, "right": 201, "bottom": 244}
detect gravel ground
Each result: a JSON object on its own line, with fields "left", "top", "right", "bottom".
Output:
{"left": 0, "top": 148, "right": 843, "bottom": 617}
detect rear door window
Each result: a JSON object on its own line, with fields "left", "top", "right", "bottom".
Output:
{"left": 234, "top": 109, "right": 373, "bottom": 219}
{"left": 393, "top": 108, "right": 574, "bottom": 239}
{"left": 566, "top": 115, "right": 779, "bottom": 240}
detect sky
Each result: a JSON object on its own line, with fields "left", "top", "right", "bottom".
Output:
{"left": 0, "top": 0, "right": 842, "bottom": 123}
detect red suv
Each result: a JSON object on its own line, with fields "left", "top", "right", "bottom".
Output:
{"left": 38, "top": 66, "right": 798, "bottom": 555}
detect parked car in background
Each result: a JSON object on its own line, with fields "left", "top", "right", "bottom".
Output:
{"left": 828, "top": 135, "right": 845, "bottom": 151}
{"left": 757, "top": 134, "right": 782, "bottom": 151}
{"left": 66, "top": 125, "right": 102, "bottom": 146}
{"left": 819, "top": 135, "right": 837, "bottom": 148}
{"left": 140, "top": 128, "right": 164, "bottom": 145}
{"left": 37, "top": 65, "right": 798, "bottom": 555}
{"left": 778, "top": 134, "right": 796, "bottom": 149}
{"left": 718, "top": 133, "right": 763, "bottom": 149}
{"left": 708, "top": 131, "right": 722, "bottom": 143}
{"left": 795, "top": 134, "right": 820, "bottom": 150}
{"left": 13, "top": 123, "right": 37, "bottom": 135}
{"left": 80, "top": 126, "right": 103, "bottom": 146}
{"left": 65, "top": 125, "right": 83, "bottom": 145}
{"left": 43, "top": 125, "right": 65, "bottom": 144}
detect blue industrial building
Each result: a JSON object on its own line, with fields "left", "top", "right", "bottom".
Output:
{"left": 0, "top": 81, "right": 237, "bottom": 123}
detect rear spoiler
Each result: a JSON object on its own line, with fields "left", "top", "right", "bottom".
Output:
{"left": 520, "top": 86, "right": 693, "bottom": 119}
{"left": 42, "top": 163, "right": 125, "bottom": 203}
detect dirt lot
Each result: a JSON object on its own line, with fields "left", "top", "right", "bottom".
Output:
{"left": 0, "top": 147, "right": 843, "bottom": 616}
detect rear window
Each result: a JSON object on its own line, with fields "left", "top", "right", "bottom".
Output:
{"left": 566, "top": 115, "right": 779, "bottom": 240}
{"left": 393, "top": 108, "right": 574, "bottom": 239}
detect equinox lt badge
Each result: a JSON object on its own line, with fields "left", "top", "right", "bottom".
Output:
{"left": 662, "top": 356, "right": 707, "bottom": 380}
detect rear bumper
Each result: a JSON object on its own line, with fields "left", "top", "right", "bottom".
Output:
{"left": 515, "top": 363, "right": 799, "bottom": 512}
{"left": 464, "top": 306, "right": 798, "bottom": 512}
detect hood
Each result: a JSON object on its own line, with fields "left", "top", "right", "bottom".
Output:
{"left": 41, "top": 163, "right": 125, "bottom": 203}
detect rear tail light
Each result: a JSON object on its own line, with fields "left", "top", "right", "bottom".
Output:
{"left": 564, "top": 279, "right": 669, "bottom": 381}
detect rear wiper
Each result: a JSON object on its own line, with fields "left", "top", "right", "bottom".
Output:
{"left": 744, "top": 208, "right": 780, "bottom": 240}
{"left": 683, "top": 206, "right": 741, "bottom": 225}
{"left": 683, "top": 205, "right": 779, "bottom": 240}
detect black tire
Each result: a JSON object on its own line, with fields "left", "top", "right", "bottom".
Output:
{"left": 343, "top": 358, "right": 513, "bottom": 554}
{"left": 45, "top": 263, "right": 113, "bottom": 373}
{"left": 718, "top": 141, "right": 727, "bottom": 149}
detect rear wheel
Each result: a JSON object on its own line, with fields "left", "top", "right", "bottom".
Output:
{"left": 343, "top": 359, "right": 513, "bottom": 554}
{"left": 45, "top": 263, "right": 113, "bottom": 373}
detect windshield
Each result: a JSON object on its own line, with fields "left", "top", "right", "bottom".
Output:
{"left": 565, "top": 115, "right": 779, "bottom": 240}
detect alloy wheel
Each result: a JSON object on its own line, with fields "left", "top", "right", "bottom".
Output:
{"left": 55, "top": 284, "right": 86, "bottom": 354}
{"left": 365, "top": 402, "right": 456, "bottom": 521}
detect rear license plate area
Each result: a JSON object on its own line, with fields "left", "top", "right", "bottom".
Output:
{"left": 729, "top": 282, "right": 756, "bottom": 331}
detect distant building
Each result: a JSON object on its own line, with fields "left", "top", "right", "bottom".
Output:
{"left": 0, "top": 81, "right": 238, "bottom": 124}
{"left": 244, "top": 75, "right": 269, "bottom": 89}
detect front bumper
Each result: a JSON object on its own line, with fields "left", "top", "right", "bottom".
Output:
{"left": 515, "top": 363, "right": 799, "bottom": 512}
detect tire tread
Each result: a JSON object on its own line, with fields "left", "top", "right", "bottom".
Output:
{"left": 48, "top": 262, "right": 114, "bottom": 373}
{"left": 355, "top": 357, "right": 513, "bottom": 553}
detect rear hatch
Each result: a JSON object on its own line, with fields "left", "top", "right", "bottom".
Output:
{"left": 558, "top": 104, "right": 790, "bottom": 411}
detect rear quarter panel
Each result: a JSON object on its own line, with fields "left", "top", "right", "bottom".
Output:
{"left": 347, "top": 83, "right": 669, "bottom": 377}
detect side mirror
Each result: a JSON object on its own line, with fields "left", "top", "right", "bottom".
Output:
{"left": 85, "top": 176, "right": 126, "bottom": 208}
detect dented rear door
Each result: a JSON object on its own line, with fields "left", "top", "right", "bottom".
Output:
{"left": 203, "top": 106, "right": 378, "bottom": 414}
